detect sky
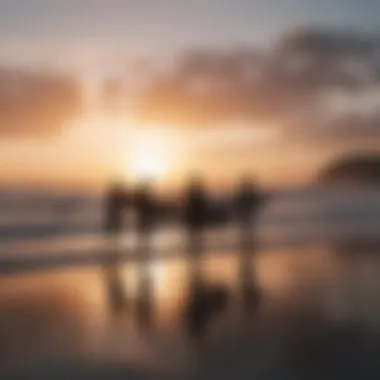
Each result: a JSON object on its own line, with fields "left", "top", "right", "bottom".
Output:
{"left": 1, "top": 0, "right": 380, "bottom": 69}
{"left": 1, "top": 0, "right": 380, "bottom": 191}
{"left": 1, "top": 1, "right": 379, "bottom": 45}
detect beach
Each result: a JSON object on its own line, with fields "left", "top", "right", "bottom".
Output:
{"left": 1, "top": 188, "right": 380, "bottom": 378}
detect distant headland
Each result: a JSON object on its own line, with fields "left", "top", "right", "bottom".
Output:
{"left": 318, "top": 153, "right": 380, "bottom": 185}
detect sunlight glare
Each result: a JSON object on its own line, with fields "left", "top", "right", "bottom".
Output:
{"left": 127, "top": 130, "right": 174, "bottom": 182}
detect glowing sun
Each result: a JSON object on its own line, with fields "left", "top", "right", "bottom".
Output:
{"left": 127, "top": 130, "right": 174, "bottom": 182}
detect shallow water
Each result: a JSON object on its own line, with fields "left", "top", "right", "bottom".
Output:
{"left": 2, "top": 242, "right": 380, "bottom": 378}
{"left": 2, "top": 186, "right": 380, "bottom": 258}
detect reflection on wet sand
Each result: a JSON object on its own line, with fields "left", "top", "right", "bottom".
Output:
{"left": 0, "top": 269, "right": 107, "bottom": 370}
{"left": 238, "top": 251, "right": 261, "bottom": 318}
{"left": 135, "top": 261, "right": 154, "bottom": 331}
{"left": 1, "top": 242, "right": 380, "bottom": 376}
{"left": 105, "top": 264, "right": 128, "bottom": 314}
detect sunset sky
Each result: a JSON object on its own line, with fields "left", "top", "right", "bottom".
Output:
{"left": 1, "top": 0, "right": 380, "bottom": 192}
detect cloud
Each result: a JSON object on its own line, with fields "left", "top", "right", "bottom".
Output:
{"left": 132, "top": 28, "right": 380, "bottom": 143}
{"left": 290, "top": 112, "right": 380, "bottom": 143}
{"left": 0, "top": 68, "right": 83, "bottom": 136}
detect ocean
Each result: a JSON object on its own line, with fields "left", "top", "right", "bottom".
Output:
{"left": 1, "top": 186, "right": 380, "bottom": 259}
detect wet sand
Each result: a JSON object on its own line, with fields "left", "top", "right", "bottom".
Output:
{"left": 1, "top": 243, "right": 380, "bottom": 378}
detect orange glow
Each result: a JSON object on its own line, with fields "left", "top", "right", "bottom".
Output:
{"left": 126, "top": 130, "right": 179, "bottom": 183}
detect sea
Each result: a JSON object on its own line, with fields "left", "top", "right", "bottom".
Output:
{"left": 1, "top": 186, "right": 380, "bottom": 259}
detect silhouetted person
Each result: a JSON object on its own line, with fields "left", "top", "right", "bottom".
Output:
{"left": 133, "top": 181, "right": 156, "bottom": 252}
{"left": 234, "top": 176, "right": 262, "bottom": 249}
{"left": 183, "top": 177, "right": 209, "bottom": 255}
{"left": 104, "top": 181, "right": 129, "bottom": 241}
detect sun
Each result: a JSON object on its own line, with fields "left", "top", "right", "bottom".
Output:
{"left": 127, "top": 130, "right": 173, "bottom": 182}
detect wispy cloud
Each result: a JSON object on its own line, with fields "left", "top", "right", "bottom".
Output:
{"left": 131, "top": 28, "right": 380, "bottom": 144}
{"left": 0, "top": 68, "right": 83, "bottom": 136}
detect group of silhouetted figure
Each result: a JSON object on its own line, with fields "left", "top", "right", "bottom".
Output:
{"left": 103, "top": 176, "right": 265, "bottom": 343}
{"left": 104, "top": 176, "right": 264, "bottom": 245}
